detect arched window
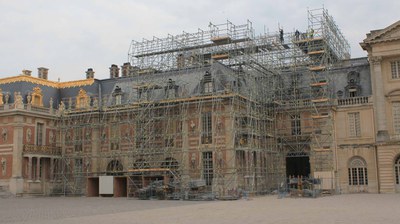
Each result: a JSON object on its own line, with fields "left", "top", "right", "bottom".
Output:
{"left": 161, "top": 157, "right": 179, "bottom": 170}
{"left": 348, "top": 157, "right": 368, "bottom": 185}
{"left": 106, "top": 160, "right": 123, "bottom": 175}
{"left": 133, "top": 159, "right": 149, "bottom": 169}
{"left": 395, "top": 156, "right": 400, "bottom": 185}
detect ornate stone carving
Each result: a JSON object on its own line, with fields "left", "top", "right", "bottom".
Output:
{"left": 1, "top": 157, "right": 6, "bottom": 176}
{"left": 26, "top": 128, "right": 32, "bottom": 143}
{"left": 31, "top": 87, "right": 43, "bottom": 106}
{"left": 4, "top": 93, "right": 9, "bottom": 104}
{"left": 369, "top": 56, "right": 382, "bottom": 66}
{"left": 14, "top": 92, "right": 23, "bottom": 109}
{"left": 76, "top": 88, "right": 90, "bottom": 109}
{"left": 1, "top": 128, "right": 8, "bottom": 142}
{"left": 0, "top": 89, "right": 3, "bottom": 105}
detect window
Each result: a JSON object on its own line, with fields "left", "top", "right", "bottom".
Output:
{"left": 204, "top": 82, "right": 213, "bottom": 93}
{"left": 203, "top": 71, "right": 213, "bottom": 94}
{"left": 166, "top": 88, "right": 176, "bottom": 99}
{"left": 74, "top": 128, "right": 83, "bottom": 152}
{"left": 75, "top": 159, "right": 83, "bottom": 173}
{"left": 115, "top": 95, "right": 122, "bottom": 105}
{"left": 291, "top": 114, "right": 301, "bottom": 135}
{"left": 110, "top": 124, "right": 120, "bottom": 150}
{"left": 203, "top": 151, "right": 213, "bottom": 186}
{"left": 393, "top": 102, "right": 400, "bottom": 134}
{"left": 236, "top": 150, "right": 246, "bottom": 172}
{"left": 349, "top": 87, "right": 358, "bottom": 97}
{"left": 348, "top": 157, "right": 368, "bottom": 185}
{"left": 395, "top": 156, "right": 400, "bottom": 185}
{"left": 348, "top": 112, "right": 361, "bottom": 137}
{"left": 391, "top": 61, "right": 400, "bottom": 79}
{"left": 113, "top": 86, "right": 123, "bottom": 105}
{"left": 201, "top": 112, "right": 212, "bottom": 144}
{"left": 36, "top": 123, "right": 44, "bottom": 146}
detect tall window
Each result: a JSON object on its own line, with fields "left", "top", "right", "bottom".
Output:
{"left": 201, "top": 112, "right": 212, "bottom": 144}
{"left": 36, "top": 123, "right": 44, "bottom": 146}
{"left": 115, "top": 94, "right": 122, "bottom": 105}
{"left": 74, "top": 128, "right": 83, "bottom": 152}
{"left": 348, "top": 157, "right": 368, "bottom": 185}
{"left": 391, "top": 61, "right": 400, "bottom": 79}
{"left": 291, "top": 114, "right": 301, "bottom": 135}
{"left": 348, "top": 112, "right": 361, "bottom": 137}
{"left": 203, "top": 151, "right": 213, "bottom": 186}
{"left": 203, "top": 71, "right": 213, "bottom": 94}
{"left": 393, "top": 102, "right": 400, "bottom": 134}
{"left": 395, "top": 156, "right": 400, "bottom": 185}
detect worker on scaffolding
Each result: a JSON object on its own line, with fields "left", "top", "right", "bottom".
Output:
{"left": 295, "top": 29, "right": 300, "bottom": 41}
{"left": 309, "top": 28, "right": 314, "bottom": 39}
{"left": 279, "top": 28, "right": 284, "bottom": 43}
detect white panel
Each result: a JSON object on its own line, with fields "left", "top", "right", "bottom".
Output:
{"left": 99, "top": 176, "right": 114, "bottom": 195}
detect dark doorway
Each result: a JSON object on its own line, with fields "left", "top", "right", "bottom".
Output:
{"left": 286, "top": 156, "right": 310, "bottom": 177}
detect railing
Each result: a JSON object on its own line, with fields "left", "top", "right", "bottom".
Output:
{"left": 23, "top": 145, "right": 61, "bottom": 155}
{"left": 337, "top": 96, "right": 370, "bottom": 106}
{"left": 390, "top": 134, "right": 400, "bottom": 141}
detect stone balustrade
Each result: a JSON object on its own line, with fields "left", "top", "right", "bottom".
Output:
{"left": 23, "top": 145, "right": 61, "bottom": 155}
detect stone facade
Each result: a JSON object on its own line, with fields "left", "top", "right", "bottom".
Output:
{"left": 1, "top": 20, "right": 400, "bottom": 197}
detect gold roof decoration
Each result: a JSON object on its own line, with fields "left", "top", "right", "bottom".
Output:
{"left": 31, "top": 86, "right": 44, "bottom": 107}
{"left": 76, "top": 88, "right": 90, "bottom": 109}
{"left": 0, "top": 88, "right": 3, "bottom": 105}
{"left": 0, "top": 75, "right": 94, "bottom": 89}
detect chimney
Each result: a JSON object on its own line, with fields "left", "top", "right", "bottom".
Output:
{"left": 22, "top": 69, "right": 32, "bottom": 76}
{"left": 38, "top": 67, "right": 49, "bottom": 80}
{"left": 109, "top": 64, "right": 119, "bottom": 78}
{"left": 86, "top": 68, "right": 95, "bottom": 79}
{"left": 121, "top": 62, "right": 132, "bottom": 77}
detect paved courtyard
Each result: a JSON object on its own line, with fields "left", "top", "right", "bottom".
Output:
{"left": 1, "top": 194, "right": 399, "bottom": 224}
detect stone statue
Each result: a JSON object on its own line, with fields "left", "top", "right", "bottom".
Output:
{"left": 26, "top": 128, "right": 32, "bottom": 143}
{"left": 1, "top": 128, "right": 8, "bottom": 142}
{"left": 190, "top": 120, "right": 196, "bottom": 131}
{"left": 49, "top": 97, "right": 53, "bottom": 109}
{"left": 1, "top": 157, "right": 6, "bottom": 176}
{"left": 93, "top": 97, "right": 99, "bottom": 108}
{"left": 5, "top": 93, "right": 9, "bottom": 104}
{"left": 14, "top": 92, "right": 23, "bottom": 108}
{"left": 59, "top": 101, "right": 65, "bottom": 112}
{"left": 27, "top": 94, "right": 32, "bottom": 104}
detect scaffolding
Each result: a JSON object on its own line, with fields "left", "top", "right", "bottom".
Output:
{"left": 52, "top": 7, "right": 350, "bottom": 198}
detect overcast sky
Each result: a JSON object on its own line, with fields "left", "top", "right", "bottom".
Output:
{"left": 0, "top": 0, "right": 399, "bottom": 81}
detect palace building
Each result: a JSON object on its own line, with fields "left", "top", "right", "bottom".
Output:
{"left": 1, "top": 8, "right": 400, "bottom": 198}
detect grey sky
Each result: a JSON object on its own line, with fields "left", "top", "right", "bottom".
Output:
{"left": 0, "top": 0, "right": 398, "bottom": 81}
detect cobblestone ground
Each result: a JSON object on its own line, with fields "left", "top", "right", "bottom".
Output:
{"left": 1, "top": 194, "right": 400, "bottom": 224}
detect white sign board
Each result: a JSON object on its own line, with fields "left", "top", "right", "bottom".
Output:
{"left": 99, "top": 176, "right": 114, "bottom": 195}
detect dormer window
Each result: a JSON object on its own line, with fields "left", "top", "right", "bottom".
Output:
{"left": 113, "top": 86, "right": 123, "bottom": 105}
{"left": 165, "top": 79, "right": 177, "bottom": 99}
{"left": 76, "top": 88, "right": 90, "bottom": 109}
{"left": 349, "top": 87, "right": 358, "bottom": 98}
{"left": 203, "top": 71, "right": 213, "bottom": 94}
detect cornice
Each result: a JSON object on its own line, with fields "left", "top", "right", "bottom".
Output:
{"left": 0, "top": 75, "right": 94, "bottom": 89}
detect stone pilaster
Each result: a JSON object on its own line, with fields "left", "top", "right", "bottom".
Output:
{"left": 92, "top": 127, "right": 100, "bottom": 173}
{"left": 371, "top": 56, "right": 389, "bottom": 142}
{"left": 10, "top": 119, "right": 24, "bottom": 195}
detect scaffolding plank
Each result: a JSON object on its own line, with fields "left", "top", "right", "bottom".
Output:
{"left": 212, "top": 54, "right": 229, "bottom": 60}
{"left": 311, "top": 98, "right": 329, "bottom": 103}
